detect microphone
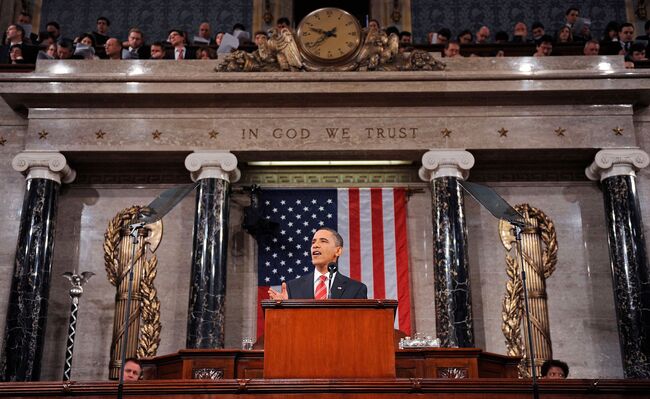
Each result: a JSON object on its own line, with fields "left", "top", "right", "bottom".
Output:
{"left": 327, "top": 262, "right": 337, "bottom": 299}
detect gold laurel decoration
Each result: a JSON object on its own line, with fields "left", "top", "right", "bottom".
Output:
{"left": 138, "top": 255, "right": 161, "bottom": 358}
{"left": 103, "top": 206, "right": 142, "bottom": 286}
{"left": 519, "top": 204, "right": 558, "bottom": 279}
{"left": 502, "top": 253, "right": 527, "bottom": 377}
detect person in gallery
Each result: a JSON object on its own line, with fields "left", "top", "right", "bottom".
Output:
{"left": 541, "top": 359, "right": 569, "bottom": 379}
{"left": 122, "top": 357, "right": 143, "bottom": 381}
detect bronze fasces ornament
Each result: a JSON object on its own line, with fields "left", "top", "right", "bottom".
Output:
{"left": 104, "top": 206, "right": 163, "bottom": 379}
{"left": 499, "top": 204, "right": 558, "bottom": 378}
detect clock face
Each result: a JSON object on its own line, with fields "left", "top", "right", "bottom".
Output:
{"left": 297, "top": 8, "right": 362, "bottom": 64}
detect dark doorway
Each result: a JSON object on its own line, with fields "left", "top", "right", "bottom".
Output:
{"left": 293, "top": 1, "right": 370, "bottom": 27}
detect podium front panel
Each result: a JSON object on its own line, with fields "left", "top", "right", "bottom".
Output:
{"left": 263, "top": 300, "right": 397, "bottom": 379}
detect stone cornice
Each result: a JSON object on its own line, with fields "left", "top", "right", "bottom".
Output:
{"left": 419, "top": 150, "right": 475, "bottom": 181}
{"left": 12, "top": 151, "right": 76, "bottom": 184}
{"left": 585, "top": 148, "right": 650, "bottom": 181}
{"left": 185, "top": 151, "right": 241, "bottom": 182}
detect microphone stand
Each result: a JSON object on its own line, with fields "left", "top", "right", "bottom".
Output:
{"left": 514, "top": 223, "right": 539, "bottom": 399}
{"left": 117, "top": 221, "right": 145, "bottom": 399}
{"left": 327, "top": 262, "right": 337, "bottom": 299}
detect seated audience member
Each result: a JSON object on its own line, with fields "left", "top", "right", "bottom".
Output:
{"left": 619, "top": 23, "right": 635, "bottom": 54}
{"left": 476, "top": 25, "right": 490, "bottom": 44}
{"left": 123, "top": 28, "right": 150, "bottom": 59}
{"left": 1, "top": 24, "right": 37, "bottom": 64}
{"left": 436, "top": 28, "right": 451, "bottom": 45}
{"left": 194, "top": 22, "right": 214, "bottom": 45}
{"left": 628, "top": 42, "right": 647, "bottom": 62}
{"left": 17, "top": 11, "right": 38, "bottom": 44}
{"left": 57, "top": 39, "right": 76, "bottom": 59}
{"left": 495, "top": 31, "right": 509, "bottom": 44}
{"left": 196, "top": 46, "right": 216, "bottom": 59}
{"left": 276, "top": 17, "right": 291, "bottom": 31}
{"left": 38, "top": 42, "right": 58, "bottom": 60}
{"left": 555, "top": 26, "right": 573, "bottom": 44}
{"left": 45, "top": 21, "right": 61, "bottom": 43}
{"left": 444, "top": 41, "right": 461, "bottom": 58}
{"left": 541, "top": 359, "right": 569, "bottom": 379}
{"left": 9, "top": 44, "right": 26, "bottom": 64}
{"left": 399, "top": 31, "right": 412, "bottom": 44}
{"left": 534, "top": 35, "right": 553, "bottom": 57}
{"left": 457, "top": 29, "right": 473, "bottom": 44}
{"left": 531, "top": 22, "right": 545, "bottom": 42}
{"left": 602, "top": 21, "right": 620, "bottom": 42}
{"left": 564, "top": 7, "right": 579, "bottom": 30}
{"left": 583, "top": 39, "right": 600, "bottom": 56}
{"left": 636, "top": 20, "right": 650, "bottom": 41}
{"left": 104, "top": 37, "right": 122, "bottom": 60}
{"left": 215, "top": 31, "right": 225, "bottom": 46}
{"left": 368, "top": 19, "right": 380, "bottom": 31}
{"left": 254, "top": 31, "right": 267, "bottom": 46}
{"left": 166, "top": 29, "right": 195, "bottom": 59}
{"left": 512, "top": 22, "right": 529, "bottom": 43}
{"left": 92, "top": 16, "right": 110, "bottom": 46}
{"left": 149, "top": 41, "right": 166, "bottom": 59}
{"left": 122, "top": 357, "right": 142, "bottom": 382}
{"left": 74, "top": 33, "right": 99, "bottom": 59}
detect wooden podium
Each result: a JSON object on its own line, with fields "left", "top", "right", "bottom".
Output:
{"left": 262, "top": 299, "right": 398, "bottom": 379}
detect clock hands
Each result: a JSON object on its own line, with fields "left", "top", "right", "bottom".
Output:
{"left": 305, "top": 27, "right": 338, "bottom": 48}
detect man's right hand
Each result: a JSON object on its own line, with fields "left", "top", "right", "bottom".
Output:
{"left": 268, "top": 282, "right": 288, "bottom": 300}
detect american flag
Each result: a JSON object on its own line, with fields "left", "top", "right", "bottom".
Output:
{"left": 256, "top": 188, "right": 412, "bottom": 337}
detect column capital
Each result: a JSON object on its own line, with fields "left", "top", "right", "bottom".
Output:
{"left": 418, "top": 149, "right": 475, "bottom": 181}
{"left": 585, "top": 148, "right": 650, "bottom": 181}
{"left": 185, "top": 151, "right": 241, "bottom": 182}
{"left": 12, "top": 151, "right": 76, "bottom": 184}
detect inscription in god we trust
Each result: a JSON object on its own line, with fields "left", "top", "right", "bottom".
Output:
{"left": 241, "top": 127, "right": 419, "bottom": 140}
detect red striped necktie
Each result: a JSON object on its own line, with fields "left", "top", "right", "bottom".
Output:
{"left": 315, "top": 275, "right": 328, "bottom": 299}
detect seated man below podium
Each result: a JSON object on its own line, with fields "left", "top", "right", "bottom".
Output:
{"left": 268, "top": 227, "right": 367, "bottom": 299}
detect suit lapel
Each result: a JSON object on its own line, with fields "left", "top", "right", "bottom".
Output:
{"left": 330, "top": 273, "right": 349, "bottom": 299}
{"left": 298, "top": 272, "right": 315, "bottom": 299}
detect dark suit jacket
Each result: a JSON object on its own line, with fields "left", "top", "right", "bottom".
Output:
{"left": 286, "top": 272, "right": 367, "bottom": 299}
{"left": 164, "top": 46, "right": 196, "bottom": 59}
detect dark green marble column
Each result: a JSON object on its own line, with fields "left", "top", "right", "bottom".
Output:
{"left": 420, "top": 150, "right": 475, "bottom": 348}
{"left": 1, "top": 152, "right": 75, "bottom": 381}
{"left": 184, "top": 152, "right": 239, "bottom": 349}
{"left": 587, "top": 149, "right": 650, "bottom": 378}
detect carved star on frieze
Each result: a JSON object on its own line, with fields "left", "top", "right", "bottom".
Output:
{"left": 612, "top": 126, "right": 624, "bottom": 136}
{"left": 208, "top": 130, "right": 219, "bottom": 139}
{"left": 554, "top": 127, "right": 566, "bottom": 137}
{"left": 0, "top": 136, "right": 6, "bottom": 146}
{"left": 441, "top": 128, "right": 452, "bottom": 138}
{"left": 151, "top": 130, "right": 162, "bottom": 140}
{"left": 38, "top": 129, "right": 49, "bottom": 140}
{"left": 95, "top": 129, "right": 106, "bottom": 139}
{"left": 498, "top": 128, "right": 508, "bottom": 137}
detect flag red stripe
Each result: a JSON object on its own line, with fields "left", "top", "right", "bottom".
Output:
{"left": 394, "top": 188, "right": 412, "bottom": 335}
{"left": 256, "top": 286, "right": 270, "bottom": 338}
{"left": 348, "top": 188, "right": 361, "bottom": 281}
{"left": 371, "top": 188, "right": 386, "bottom": 299}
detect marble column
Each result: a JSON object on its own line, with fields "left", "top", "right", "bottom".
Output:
{"left": 184, "top": 151, "right": 240, "bottom": 349}
{"left": 419, "top": 150, "right": 475, "bottom": 348}
{"left": 586, "top": 148, "right": 650, "bottom": 378}
{"left": 1, "top": 152, "right": 75, "bottom": 381}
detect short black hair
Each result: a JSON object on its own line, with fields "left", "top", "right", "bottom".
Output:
{"left": 168, "top": 28, "right": 184, "bottom": 37}
{"left": 97, "top": 16, "right": 110, "bottom": 26}
{"left": 445, "top": 40, "right": 459, "bottom": 50}
{"left": 531, "top": 22, "right": 544, "bottom": 30}
{"left": 541, "top": 359, "right": 569, "bottom": 377}
{"left": 457, "top": 29, "right": 473, "bottom": 40}
{"left": 399, "top": 31, "right": 412, "bottom": 38}
{"left": 437, "top": 28, "right": 451, "bottom": 39}
{"left": 630, "top": 42, "right": 646, "bottom": 53}
{"left": 276, "top": 17, "right": 290, "bottom": 26}
{"left": 46, "top": 21, "right": 60, "bottom": 30}
{"left": 232, "top": 23, "right": 246, "bottom": 31}
{"left": 495, "top": 30, "right": 509, "bottom": 42}
{"left": 385, "top": 26, "right": 400, "bottom": 37}
{"left": 315, "top": 227, "right": 344, "bottom": 248}
{"left": 11, "top": 24, "right": 25, "bottom": 38}
{"left": 619, "top": 22, "right": 635, "bottom": 32}
{"left": 59, "top": 38, "right": 74, "bottom": 50}
{"left": 565, "top": 7, "right": 579, "bottom": 15}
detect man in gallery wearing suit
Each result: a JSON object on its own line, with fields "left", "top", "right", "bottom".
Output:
{"left": 268, "top": 227, "right": 367, "bottom": 300}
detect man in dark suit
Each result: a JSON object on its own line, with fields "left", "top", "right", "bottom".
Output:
{"left": 268, "top": 227, "right": 367, "bottom": 299}
{"left": 165, "top": 29, "right": 195, "bottom": 60}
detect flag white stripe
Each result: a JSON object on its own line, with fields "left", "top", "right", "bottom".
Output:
{"left": 380, "top": 189, "right": 399, "bottom": 328}
{"left": 337, "top": 188, "right": 351, "bottom": 277}
{"left": 359, "top": 188, "right": 374, "bottom": 298}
